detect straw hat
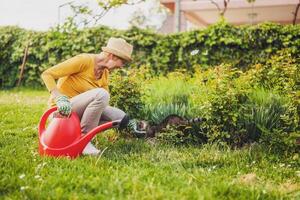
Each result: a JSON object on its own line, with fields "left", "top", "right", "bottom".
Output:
{"left": 102, "top": 37, "right": 133, "bottom": 62}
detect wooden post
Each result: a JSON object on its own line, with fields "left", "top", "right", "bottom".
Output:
{"left": 175, "top": 0, "right": 181, "bottom": 32}
{"left": 17, "top": 42, "right": 29, "bottom": 87}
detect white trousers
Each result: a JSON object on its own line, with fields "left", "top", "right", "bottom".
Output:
{"left": 70, "top": 88, "right": 125, "bottom": 134}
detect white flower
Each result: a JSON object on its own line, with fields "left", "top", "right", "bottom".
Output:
{"left": 20, "top": 186, "right": 29, "bottom": 191}
{"left": 19, "top": 174, "right": 25, "bottom": 179}
{"left": 279, "top": 163, "right": 285, "bottom": 167}
{"left": 190, "top": 49, "right": 199, "bottom": 56}
{"left": 34, "top": 175, "right": 41, "bottom": 179}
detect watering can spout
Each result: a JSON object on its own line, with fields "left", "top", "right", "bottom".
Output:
{"left": 38, "top": 107, "right": 127, "bottom": 158}
{"left": 66, "top": 121, "right": 118, "bottom": 155}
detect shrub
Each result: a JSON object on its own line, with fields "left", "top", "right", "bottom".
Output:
{"left": 109, "top": 68, "right": 146, "bottom": 119}
{"left": 241, "top": 49, "right": 300, "bottom": 152}
{"left": 1, "top": 22, "right": 300, "bottom": 88}
{"left": 197, "top": 65, "right": 248, "bottom": 146}
{"left": 241, "top": 88, "right": 287, "bottom": 140}
{"left": 156, "top": 127, "right": 196, "bottom": 145}
{"left": 142, "top": 72, "right": 193, "bottom": 123}
{"left": 0, "top": 27, "right": 30, "bottom": 88}
{"left": 247, "top": 48, "right": 299, "bottom": 93}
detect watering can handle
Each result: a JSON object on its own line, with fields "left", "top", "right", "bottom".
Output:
{"left": 38, "top": 107, "right": 57, "bottom": 137}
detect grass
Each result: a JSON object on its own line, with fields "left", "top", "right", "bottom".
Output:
{"left": 0, "top": 89, "right": 299, "bottom": 199}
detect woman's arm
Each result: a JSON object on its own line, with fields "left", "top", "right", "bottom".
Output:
{"left": 49, "top": 88, "right": 62, "bottom": 99}
{"left": 41, "top": 54, "right": 89, "bottom": 98}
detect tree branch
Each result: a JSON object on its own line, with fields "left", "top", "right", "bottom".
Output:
{"left": 210, "top": 0, "right": 230, "bottom": 16}
{"left": 210, "top": 0, "right": 221, "bottom": 14}
{"left": 221, "top": 0, "right": 230, "bottom": 16}
{"left": 293, "top": 0, "right": 300, "bottom": 25}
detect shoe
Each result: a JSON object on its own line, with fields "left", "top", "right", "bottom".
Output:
{"left": 82, "top": 142, "right": 101, "bottom": 156}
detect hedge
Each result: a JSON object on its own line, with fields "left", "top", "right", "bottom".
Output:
{"left": 0, "top": 21, "right": 300, "bottom": 88}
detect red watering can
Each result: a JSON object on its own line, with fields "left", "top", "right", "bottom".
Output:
{"left": 38, "top": 107, "right": 129, "bottom": 158}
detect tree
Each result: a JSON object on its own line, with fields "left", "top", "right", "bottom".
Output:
{"left": 128, "top": 0, "right": 168, "bottom": 31}
{"left": 57, "top": 0, "right": 146, "bottom": 30}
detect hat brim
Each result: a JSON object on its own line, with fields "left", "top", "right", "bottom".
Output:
{"left": 102, "top": 47, "right": 132, "bottom": 62}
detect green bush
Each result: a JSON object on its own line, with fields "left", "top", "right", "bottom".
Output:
{"left": 174, "top": 58, "right": 299, "bottom": 152}
{"left": 109, "top": 68, "right": 145, "bottom": 119}
{"left": 1, "top": 22, "right": 300, "bottom": 88}
{"left": 0, "top": 27, "right": 30, "bottom": 88}
{"left": 142, "top": 72, "right": 193, "bottom": 123}
{"left": 241, "top": 88, "right": 287, "bottom": 140}
{"left": 194, "top": 65, "right": 249, "bottom": 147}
{"left": 247, "top": 48, "right": 299, "bottom": 93}
{"left": 244, "top": 49, "right": 300, "bottom": 152}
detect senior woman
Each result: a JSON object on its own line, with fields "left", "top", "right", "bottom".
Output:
{"left": 41, "top": 37, "right": 132, "bottom": 155}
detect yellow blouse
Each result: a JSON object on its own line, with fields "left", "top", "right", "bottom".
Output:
{"left": 41, "top": 53, "right": 109, "bottom": 104}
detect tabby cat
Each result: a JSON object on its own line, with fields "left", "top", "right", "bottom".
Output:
{"left": 129, "top": 114, "right": 205, "bottom": 138}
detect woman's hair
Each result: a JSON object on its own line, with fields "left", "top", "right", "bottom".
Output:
{"left": 99, "top": 51, "right": 110, "bottom": 60}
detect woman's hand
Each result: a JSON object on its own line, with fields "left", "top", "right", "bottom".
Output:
{"left": 55, "top": 95, "right": 72, "bottom": 117}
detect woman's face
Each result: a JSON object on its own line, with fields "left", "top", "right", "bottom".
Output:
{"left": 114, "top": 56, "right": 126, "bottom": 68}
{"left": 105, "top": 55, "right": 126, "bottom": 71}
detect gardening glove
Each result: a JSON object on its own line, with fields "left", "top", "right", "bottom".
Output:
{"left": 118, "top": 115, "right": 146, "bottom": 137}
{"left": 55, "top": 95, "right": 72, "bottom": 117}
{"left": 128, "top": 119, "right": 146, "bottom": 138}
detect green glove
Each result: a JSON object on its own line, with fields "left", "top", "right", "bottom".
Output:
{"left": 128, "top": 119, "right": 146, "bottom": 137}
{"left": 55, "top": 95, "right": 72, "bottom": 116}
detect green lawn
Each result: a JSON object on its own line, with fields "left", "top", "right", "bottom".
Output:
{"left": 0, "top": 89, "right": 299, "bottom": 199}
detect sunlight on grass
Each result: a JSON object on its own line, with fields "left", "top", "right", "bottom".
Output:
{"left": 0, "top": 89, "right": 48, "bottom": 105}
